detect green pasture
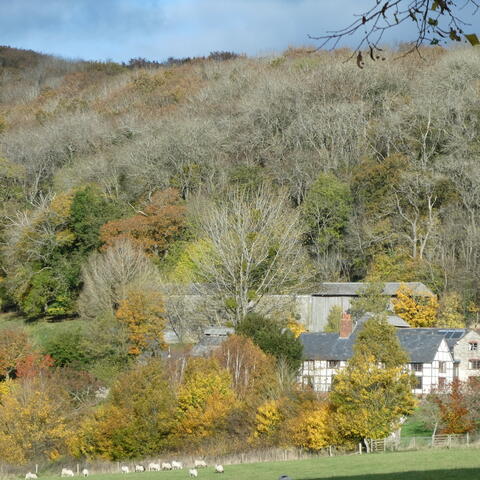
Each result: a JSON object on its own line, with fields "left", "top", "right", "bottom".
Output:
{"left": 37, "top": 448, "right": 480, "bottom": 480}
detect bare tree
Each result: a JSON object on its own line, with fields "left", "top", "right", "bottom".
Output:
{"left": 190, "top": 188, "right": 312, "bottom": 325}
{"left": 78, "top": 239, "right": 161, "bottom": 319}
{"left": 312, "top": 0, "right": 479, "bottom": 61}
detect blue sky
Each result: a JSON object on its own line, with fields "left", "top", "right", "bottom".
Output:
{"left": 1, "top": 0, "right": 479, "bottom": 62}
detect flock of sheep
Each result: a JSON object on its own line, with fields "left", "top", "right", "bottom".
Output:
{"left": 24, "top": 461, "right": 224, "bottom": 479}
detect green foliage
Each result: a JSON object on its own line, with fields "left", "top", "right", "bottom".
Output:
{"left": 73, "top": 359, "right": 177, "bottom": 459}
{"left": 42, "top": 326, "right": 90, "bottom": 368}
{"left": 5, "top": 186, "right": 124, "bottom": 319}
{"left": 349, "top": 282, "right": 389, "bottom": 320}
{"left": 237, "top": 313, "right": 303, "bottom": 371}
{"left": 69, "top": 185, "right": 124, "bottom": 252}
{"left": 324, "top": 305, "right": 342, "bottom": 333}
{"left": 331, "top": 316, "right": 415, "bottom": 446}
{"left": 302, "top": 173, "right": 352, "bottom": 252}
{"left": 353, "top": 316, "right": 409, "bottom": 368}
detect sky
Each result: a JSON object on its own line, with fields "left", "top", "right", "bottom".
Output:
{"left": 0, "top": 0, "right": 479, "bottom": 62}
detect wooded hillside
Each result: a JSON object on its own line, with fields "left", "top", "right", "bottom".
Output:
{"left": 1, "top": 45, "right": 479, "bottom": 323}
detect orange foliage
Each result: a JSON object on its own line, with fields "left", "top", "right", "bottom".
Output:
{"left": 16, "top": 353, "right": 54, "bottom": 379}
{"left": 0, "top": 329, "right": 32, "bottom": 378}
{"left": 214, "top": 334, "right": 276, "bottom": 400}
{"left": 115, "top": 290, "right": 166, "bottom": 356}
{"left": 100, "top": 188, "right": 186, "bottom": 257}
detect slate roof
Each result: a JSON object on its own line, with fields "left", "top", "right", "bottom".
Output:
{"left": 190, "top": 336, "right": 227, "bottom": 357}
{"left": 300, "top": 327, "right": 445, "bottom": 363}
{"left": 204, "top": 326, "right": 235, "bottom": 336}
{"left": 314, "top": 282, "right": 433, "bottom": 297}
{"left": 404, "top": 328, "right": 467, "bottom": 349}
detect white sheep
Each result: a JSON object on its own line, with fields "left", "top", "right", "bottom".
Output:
{"left": 121, "top": 466, "right": 129, "bottom": 474}
{"left": 194, "top": 460, "right": 207, "bottom": 468}
{"left": 189, "top": 469, "right": 198, "bottom": 478}
{"left": 82, "top": 469, "right": 89, "bottom": 477}
{"left": 61, "top": 469, "right": 74, "bottom": 478}
{"left": 171, "top": 461, "right": 183, "bottom": 470}
{"left": 147, "top": 463, "right": 160, "bottom": 472}
{"left": 161, "top": 463, "right": 172, "bottom": 471}
{"left": 25, "top": 473, "right": 38, "bottom": 480}
{"left": 134, "top": 466, "right": 145, "bottom": 473}
{"left": 214, "top": 465, "right": 224, "bottom": 473}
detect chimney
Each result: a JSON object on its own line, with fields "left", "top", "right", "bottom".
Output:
{"left": 339, "top": 312, "right": 353, "bottom": 338}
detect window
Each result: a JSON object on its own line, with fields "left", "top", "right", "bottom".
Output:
{"left": 327, "top": 360, "right": 340, "bottom": 369}
{"left": 469, "top": 342, "right": 479, "bottom": 351}
{"left": 438, "top": 377, "right": 446, "bottom": 389}
{"left": 302, "top": 375, "right": 314, "bottom": 388}
{"left": 469, "top": 359, "right": 480, "bottom": 370}
{"left": 438, "top": 361, "right": 446, "bottom": 374}
{"left": 415, "top": 376, "right": 423, "bottom": 390}
{"left": 411, "top": 363, "right": 423, "bottom": 372}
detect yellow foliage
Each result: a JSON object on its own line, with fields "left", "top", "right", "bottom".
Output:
{"left": 70, "top": 405, "right": 128, "bottom": 460}
{"left": 175, "top": 358, "right": 236, "bottom": 441}
{"left": 251, "top": 399, "right": 283, "bottom": 440}
{"left": 287, "top": 320, "right": 307, "bottom": 338}
{"left": 331, "top": 355, "right": 416, "bottom": 443}
{"left": 0, "top": 381, "right": 73, "bottom": 464}
{"left": 115, "top": 290, "right": 166, "bottom": 355}
{"left": 437, "top": 293, "right": 465, "bottom": 328}
{"left": 291, "top": 402, "right": 331, "bottom": 451}
{"left": 392, "top": 283, "right": 439, "bottom": 327}
{"left": 50, "top": 190, "right": 76, "bottom": 219}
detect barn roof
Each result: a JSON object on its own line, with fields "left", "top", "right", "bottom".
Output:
{"left": 313, "top": 282, "right": 433, "bottom": 297}
{"left": 359, "top": 312, "right": 411, "bottom": 328}
{"left": 300, "top": 327, "right": 445, "bottom": 363}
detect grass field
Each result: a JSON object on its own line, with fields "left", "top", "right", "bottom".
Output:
{"left": 37, "top": 448, "right": 480, "bottom": 480}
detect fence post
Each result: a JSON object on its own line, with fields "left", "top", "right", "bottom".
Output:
{"left": 448, "top": 435, "right": 451, "bottom": 449}
{"left": 358, "top": 443, "right": 362, "bottom": 454}
{"left": 35, "top": 465, "right": 38, "bottom": 474}
{"left": 466, "top": 432, "right": 469, "bottom": 446}
{"left": 77, "top": 464, "right": 79, "bottom": 475}
{"left": 412, "top": 436, "right": 416, "bottom": 450}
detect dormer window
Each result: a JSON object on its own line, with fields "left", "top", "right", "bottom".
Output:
{"left": 327, "top": 360, "right": 340, "bottom": 368}
{"left": 469, "top": 342, "right": 479, "bottom": 351}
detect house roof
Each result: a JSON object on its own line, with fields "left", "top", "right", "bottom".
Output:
{"left": 396, "top": 331, "right": 446, "bottom": 363}
{"left": 300, "top": 327, "right": 445, "bottom": 363}
{"left": 203, "top": 326, "right": 235, "bottom": 336}
{"left": 404, "top": 328, "right": 467, "bottom": 349}
{"left": 313, "top": 282, "right": 433, "bottom": 297}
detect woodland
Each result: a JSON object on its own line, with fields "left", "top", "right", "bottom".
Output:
{"left": 0, "top": 44, "right": 480, "bottom": 463}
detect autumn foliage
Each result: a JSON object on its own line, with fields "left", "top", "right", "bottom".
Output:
{"left": 393, "top": 284, "right": 439, "bottom": 327}
{"left": 100, "top": 189, "right": 186, "bottom": 257}
{"left": 114, "top": 290, "right": 166, "bottom": 355}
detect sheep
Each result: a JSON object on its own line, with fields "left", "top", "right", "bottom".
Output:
{"left": 194, "top": 460, "right": 207, "bottom": 468}
{"left": 25, "top": 473, "right": 38, "bottom": 480}
{"left": 189, "top": 469, "right": 198, "bottom": 478}
{"left": 61, "top": 469, "right": 74, "bottom": 478}
{"left": 134, "top": 466, "right": 145, "bottom": 473}
{"left": 161, "top": 463, "right": 172, "bottom": 471}
{"left": 147, "top": 463, "right": 160, "bottom": 472}
{"left": 121, "top": 466, "right": 130, "bottom": 474}
{"left": 214, "top": 465, "right": 224, "bottom": 473}
{"left": 82, "top": 469, "right": 89, "bottom": 477}
{"left": 171, "top": 461, "right": 183, "bottom": 470}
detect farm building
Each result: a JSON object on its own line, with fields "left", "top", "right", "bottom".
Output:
{"left": 294, "top": 282, "right": 434, "bottom": 332}
{"left": 299, "top": 314, "right": 455, "bottom": 394}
